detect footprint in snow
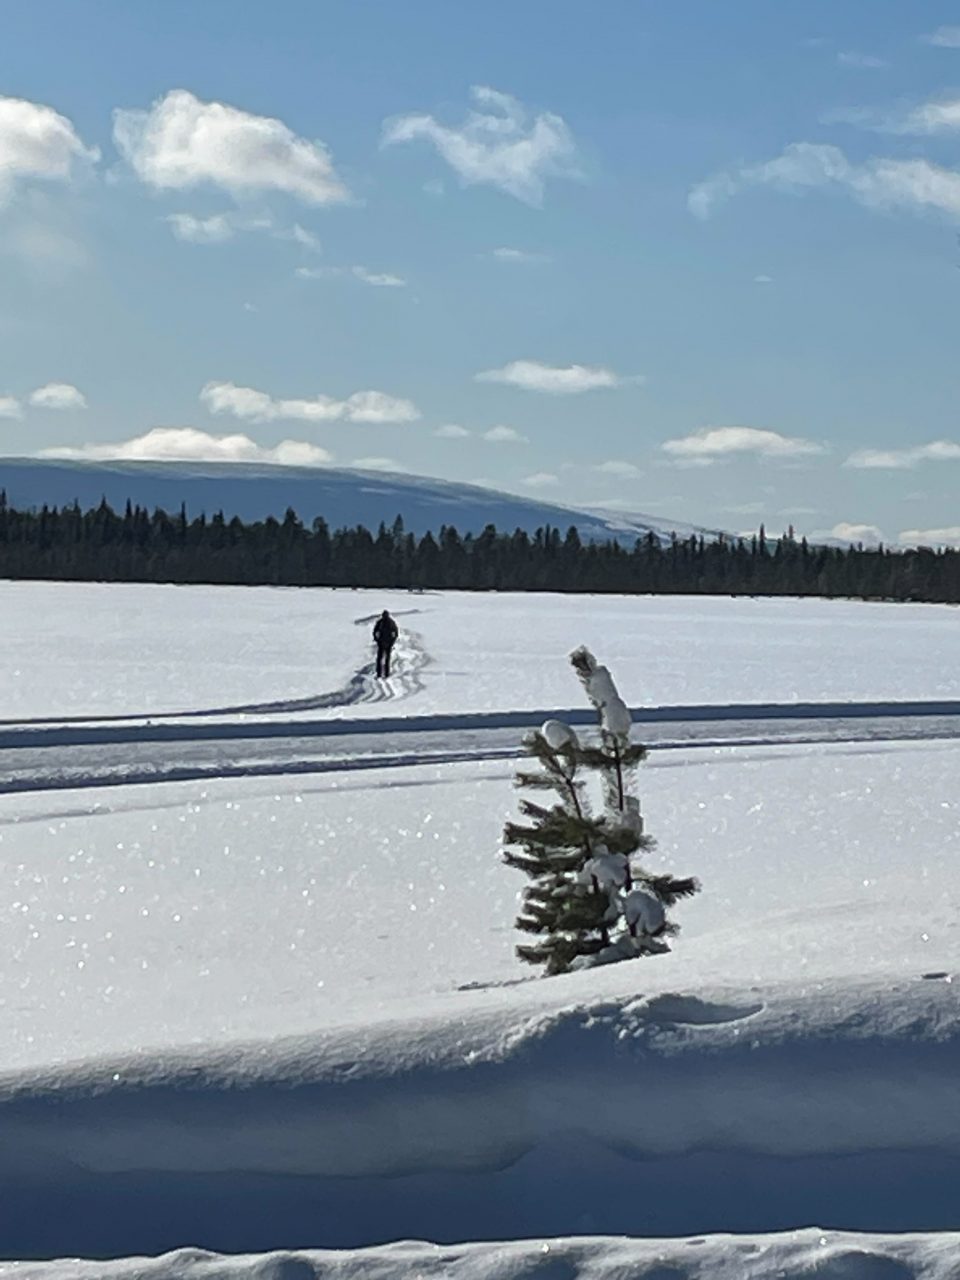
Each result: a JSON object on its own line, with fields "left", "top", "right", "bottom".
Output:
{"left": 632, "top": 992, "right": 764, "bottom": 1026}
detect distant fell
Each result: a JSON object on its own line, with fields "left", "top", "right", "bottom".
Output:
{"left": 0, "top": 458, "right": 717, "bottom": 544}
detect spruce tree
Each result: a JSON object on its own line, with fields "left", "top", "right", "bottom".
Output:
{"left": 503, "top": 647, "right": 699, "bottom": 975}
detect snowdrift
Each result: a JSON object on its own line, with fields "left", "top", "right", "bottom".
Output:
{"left": 8, "top": 1230, "right": 960, "bottom": 1280}
{"left": 3, "top": 974, "right": 960, "bottom": 1259}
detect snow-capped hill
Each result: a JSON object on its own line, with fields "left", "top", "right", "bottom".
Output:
{"left": 0, "top": 457, "right": 713, "bottom": 543}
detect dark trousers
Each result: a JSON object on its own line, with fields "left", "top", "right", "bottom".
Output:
{"left": 376, "top": 644, "right": 394, "bottom": 678}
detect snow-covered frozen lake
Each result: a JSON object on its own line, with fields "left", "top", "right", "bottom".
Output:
{"left": 2, "top": 580, "right": 959, "bottom": 1278}
{"left": 6, "top": 580, "right": 960, "bottom": 720}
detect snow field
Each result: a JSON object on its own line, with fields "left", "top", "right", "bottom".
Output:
{"left": 0, "top": 740, "right": 958, "bottom": 1258}
{"left": 5, "top": 581, "right": 960, "bottom": 722}
{"left": 2, "top": 739, "right": 958, "bottom": 1070}
{"left": 4, "top": 580, "right": 960, "bottom": 1268}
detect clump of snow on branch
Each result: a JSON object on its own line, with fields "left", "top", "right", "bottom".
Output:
{"left": 502, "top": 646, "right": 699, "bottom": 974}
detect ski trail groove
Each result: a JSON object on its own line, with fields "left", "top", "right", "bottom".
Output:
{"left": 225, "top": 625, "right": 429, "bottom": 714}
{"left": 0, "top": 613, "right": 431, "bottom": 726}
{"left": 2, "top": 714, "right": 960, "bottom": 795}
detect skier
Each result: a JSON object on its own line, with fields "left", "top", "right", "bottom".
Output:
{"left": 373, "top": 609, "right": 399, "bottom": 679}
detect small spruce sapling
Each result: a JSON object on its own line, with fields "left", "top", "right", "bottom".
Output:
{"left": 502, "top": 647, "right": 699, "bottom": 975}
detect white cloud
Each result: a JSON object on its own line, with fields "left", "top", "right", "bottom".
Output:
{"left": 200, "top": 381, "right": 419, "bottom": 425}
{"left": 29, "top": 382, "right": 86, "bottom": 410}
{"left": 923, "top": 25, "right": 960, "bottom": 47}
{"left": 0, "top": 396, "right": 23, "bottom": 419}
{"left": 522, "top": 471, "right": 560, "bottom": 488}
{"left": 295, "top": 264, "right": 406, "bottom": 286}
{"left": 489, "top": 246, "right": 550, "bottom": 263}
{"left": 845, "top": 440, "right": 960, "bottom": 469}
{"left": 893, "top": 97, "right": 960, "bottom": 134}
{"left": 594, "top": 459, "right": 641, "bottom": 478}
{"left": 435, "top": 424, "right": 471, "bottom": 438}
{"left": 476, "top": 359, "right": 626, "bottom": 394}
{"left": 817, "top": 521, "right": 885, "bottom": 546}
{"left": 39, "top": 426, "right": 332, "bottom": 466}
{"left": 352, "top": 266, "right": 406, "bottom": 287}
{"left": 287, "top": 223, "right": 322, "bottom": 252}
{"left": 662, "top": 426, "right": 825, "bottom": 462}
{"left": 382, "top": 85, "right": 579, "bottom": 206}
{"left": 165, "top": 213, "right": 236, "bottom": 243}
{"left": 346, "top": 390, "right": 419, "bottom": 423}
{"left": 351, "top": 456, "right": 406, "bottom": 472}
{"left": 0, "top": 95, "right": 98, "bottom": 206}
{"left": 113, "top": 89, "right": 348, "bottom": 205}
{"left": 295, "top": 265, "right": 339, "bottom": 280}
{"left": 826, "top": 96, "right": 960, "bottom": 135}
{"left": 754, "top": 274, "right": 774, "bottom": 284}
{"left": 900, "top": 525, "right": 960, "bottom": 547}
{"left": 837, "top": 51, "right": 887, "bottom": 68}
{"left": 484, "top": 425, "right": 528, "bottom": 444}
{"left": 167, "top": 213, "right": 328, "bottom": 252}
{"left": 690, "top": 141, "right": 960, "bottom": 221}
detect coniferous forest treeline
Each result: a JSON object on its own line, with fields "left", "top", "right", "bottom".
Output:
{"left": 1, "top": 492, "right": 959, "bottom": 603}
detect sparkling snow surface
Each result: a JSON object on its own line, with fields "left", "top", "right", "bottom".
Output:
{"left": 2, "top": 740, "right": 957, "bottom": 1069}
{"left": 2, "top": 581, "right": 960, "bottom": 1275}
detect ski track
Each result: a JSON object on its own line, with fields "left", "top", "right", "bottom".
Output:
{"left": 2, "top": 715, "right": 960, "bottom": 796}
{"left": 4, "top": 604, "right": 960, "bottom": 794}
{"left": 0, "top": 610, "right": 431, "bottom": 726}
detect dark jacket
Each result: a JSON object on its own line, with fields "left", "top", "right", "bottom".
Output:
{"left": 373, "top": 614, "right": 398, "bottom": 648}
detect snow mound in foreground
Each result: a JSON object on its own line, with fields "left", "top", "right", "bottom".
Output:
{"left": 2, "top": 974, "right": 960, "bottom": 1257}
{"left": 8, "top": 1230, "right": 960, "bottom": 1280}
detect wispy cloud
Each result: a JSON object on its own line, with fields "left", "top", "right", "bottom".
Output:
{"left": 352, "top": 266, "right": 406, "bottom": 287}
{"left": 476, "top": 359, "right": 628, "bottom": 393}
{"left": 900, "top": 525, "right": 960, "bottom": 547}
{"left": 837, "top": 51, "right": 887, "bottom": 69}
{"left": 922, "top": 25, "right": 960, "bottom": 48}
{"left": 382, "top": 86, "right": 579, "bottom": 206}
{"left": 435, "top": 424, "right": 471, "bottom": 439}
{"left": 40, "top": 426, "right": 332, "bottom": 466}
{"left": 896, "top": 97, "right": 960, "bottom": 133}
{"left": 351, "top": 456, "right": 406, "bottom": 472}
{"left": 690, "top": 141, "right": 960, "bottom": 221}
{"left": 165, "top": 212, "right": 237, "bottom": 244}
{"left": 114, "top": 89, "right": 348, "bottom": 205}
{"left": 593, "top": 459, "right": 641, "bottom": 478}
{"left": 522, "top": 471, "right": 559, "bottom": 488}
{"left": 484, "top": 425, "right": 528, "bottom": 443}
{"left": 200, "top": 381, "right": 420, "bottom": 425}
{"left": 295, "top": 264, "right": 406, "bottom": 286}
{"left": 0, "top": 396, "right": 22, "bottom": 419}
{"left": 285, "top": 223, "right": 322, "bottom": 252}
{"left": 488, "top": 246, "right": 550, "bottom": 264}
{"left": 0, "top": 95, "right": 98, "bottom": 206}
{"left": 663, "top": 426, "right": 825, "bottom": 463}
{"left": 295, "top": 265, "right": 338, "bottom": 280}
{"left": 829, "top": 95, "right": 960, "bottom": 135}
{"left": 164, "top": 213, "right": 325, "bottom": 253}
{"left": 845, "top": 440, "right": 960, "bottom": 469}
{"left": 29, "top": 382, "right": 86, "bottom": 410}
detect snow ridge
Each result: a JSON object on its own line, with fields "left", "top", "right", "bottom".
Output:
{"left": 2, "top": 979, "right": 960, "bottom": 1256}
{"left": 7, "top": 1229, "right": 960, "bottom": 1280}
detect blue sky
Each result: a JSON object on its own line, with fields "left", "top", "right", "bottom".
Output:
{"left": 2, "top": 0, "right": 960, "bottom": 545}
